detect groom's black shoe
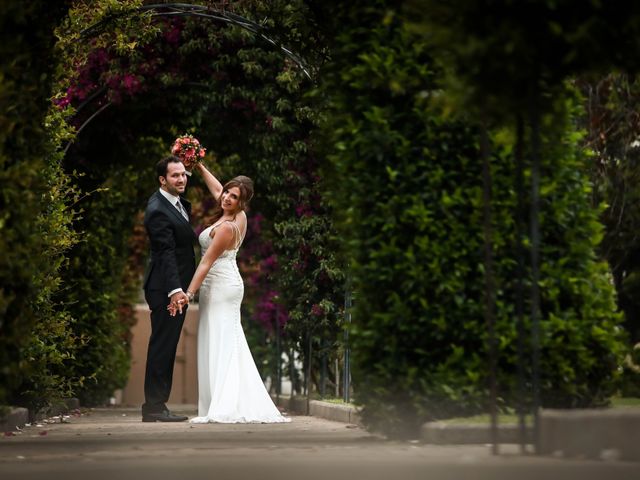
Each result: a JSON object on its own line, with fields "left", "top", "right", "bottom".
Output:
{"left": 142, "top": 410, "right": 188, "bottom": 422}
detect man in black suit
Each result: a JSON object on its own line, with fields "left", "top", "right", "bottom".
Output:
{"left": 141, "top": 155, "right": 196, "bottom": 422}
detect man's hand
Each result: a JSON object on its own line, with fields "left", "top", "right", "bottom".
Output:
{"left": 168, "top": 291, "right": 189, "bottom": 316}
{"left": 182, "top": 159, "right": 195, "bottom": 173}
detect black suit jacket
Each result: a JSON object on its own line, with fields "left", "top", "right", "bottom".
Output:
{"left": 143, "top": 190, "right": 197, "bottom": 308}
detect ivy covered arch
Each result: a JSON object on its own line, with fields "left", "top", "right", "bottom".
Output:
{"left": 54, "top": 0, "right": 345, "bottom": 405}
{"left": 66, "top": 2, "right": 313, "bottom": 144}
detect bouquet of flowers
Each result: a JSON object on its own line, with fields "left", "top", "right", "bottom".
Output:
{"left": 171, "top": 133, "right": 206, "bottom": 168}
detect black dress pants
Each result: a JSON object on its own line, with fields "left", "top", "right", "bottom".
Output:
{"left": 142, "top": 290, "right": 186, "bottom": 414}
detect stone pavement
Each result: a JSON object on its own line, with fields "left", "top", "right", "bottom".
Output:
{"left": 1, "top": 406, "right": 639, "bottom": 480}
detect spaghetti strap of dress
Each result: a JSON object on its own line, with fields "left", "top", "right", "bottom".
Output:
{"left": 227, "top": 221, "right": 242, "bottom": 249}
{"left": 211, "top": 220, "right": 245, "bottom": 250}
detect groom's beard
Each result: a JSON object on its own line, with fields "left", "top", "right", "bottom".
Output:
{"left": 164, "top": 184, "right": 186, "bottom": 196}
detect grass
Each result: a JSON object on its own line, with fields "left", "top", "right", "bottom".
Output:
{"left": 316, "top": 397, "right": 354, "bottom": 405}
{"left": 305, "top": 396, "right": 640, "bottom": 425}
{"left": 440, "top": 413, "right": 532, "bottom": 425}
{"left": 439, "top": 397, "right": 640, "bottom": 425}
{"left": 611, "top": 397, "right": 640, "bottom": 408}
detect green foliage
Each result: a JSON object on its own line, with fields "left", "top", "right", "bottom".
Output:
{"left": 50, "top": 0, "right": 343, "bottom": 403}
{"left": 404, "top": 0, "right": 640, "bottom": 112}
{"left": 60, "top": 170, "right": 144, "bottom": 404}
{"left": 518, "top": 96, "right": 625, "bottom": 408}
{"left": 620, "top": 342, "right": 640, "bottom": 397}
{"left": 16, "top": 138, "right": 85, "bottom": 412}
{"left": 579, "top": 73, "right": 640, "bottom": 396}
{"left": 0, "top": 0, "right": 84, "bottom": 411}
{"left": 319, "top": 2, "right": 625, "bottom": 438}
{"left": 578, "top": 74, "right": 640, "bottom": 344}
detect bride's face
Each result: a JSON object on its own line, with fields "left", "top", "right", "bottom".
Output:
{"left": 221, "top": 186, "right": 241, "bottom": 214}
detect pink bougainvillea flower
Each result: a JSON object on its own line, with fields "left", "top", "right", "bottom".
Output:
{"left": 311, "top": 304, "right": 324, "bottom": 317}
{"left": 253, "top": 290, "right": 289, "bottom": 331}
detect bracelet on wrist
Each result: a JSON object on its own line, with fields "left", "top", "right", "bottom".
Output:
{"left": 186, "top": 290, "right": 195, "bottom": 301}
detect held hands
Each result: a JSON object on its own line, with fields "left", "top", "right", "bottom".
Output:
{"left": 167, "top": 291, "right": 190, "bottom": 317}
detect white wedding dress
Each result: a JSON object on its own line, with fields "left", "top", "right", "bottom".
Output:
{"left": 190, "top": 221, "right": 290, "bottom": 424}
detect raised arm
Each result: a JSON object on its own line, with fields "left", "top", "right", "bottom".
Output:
{"left": 195, "top": 162, "right": 223, "bottom": 201}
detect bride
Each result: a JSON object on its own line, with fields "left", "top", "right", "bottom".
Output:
{"left": 170, "top": 162, "right": 290, "bottom": 424}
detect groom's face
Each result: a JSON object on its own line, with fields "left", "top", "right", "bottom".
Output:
{"left": 160, "top": 161, "right": 187, "bottom": 196}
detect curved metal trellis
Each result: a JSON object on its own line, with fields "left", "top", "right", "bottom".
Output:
{"left": 64, "top": 2, "right": 313, "bottom": 152}
{"left": 80, "top": 3, "right": 312, "bottom": 79}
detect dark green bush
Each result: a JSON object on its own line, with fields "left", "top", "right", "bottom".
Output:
{"left": 0, "top": 1, "right": 82, "bottom": 411}
{"left": 14, "top": 144, "right": 85, "bottom": 413}
{"left": 620, "top": 343, "right": 640, "bottom": 397}
{"left": 578, "top": 74, "right": 640, "bottom": 396}
{"left": 319, "top": 3, "right": 625, "bottom": 438}
{"left": 61, "top": 176, "right": 140, "bottom": 405}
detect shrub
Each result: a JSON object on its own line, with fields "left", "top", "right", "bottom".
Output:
{"left": 319, "top": 3, "right": 625, "bottom": 438}
{"left": 0, "top": 1, "right": 81, "bottom": 410}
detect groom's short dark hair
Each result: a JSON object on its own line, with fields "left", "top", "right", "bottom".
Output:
{"left": 156, "top": 155, "right": 182, "bottom": 179}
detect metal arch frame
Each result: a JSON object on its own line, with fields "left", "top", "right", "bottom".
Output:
{"left": 65, "top": 2, "right": 313, "bottom": 152}
{"left": 79, "top": 3, "right": 312, "bottom": 79}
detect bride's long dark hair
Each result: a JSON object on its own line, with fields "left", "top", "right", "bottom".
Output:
{"left": 208, "top": 176, "right": 254, "bottom": 225}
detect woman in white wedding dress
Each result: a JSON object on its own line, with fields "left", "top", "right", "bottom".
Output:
{"left": 171, "top": 162, "right": 290, "bottom": 424}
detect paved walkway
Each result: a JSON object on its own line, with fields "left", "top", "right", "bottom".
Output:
{"left": 1, "top": 406, "right": 638, "bottom": 480}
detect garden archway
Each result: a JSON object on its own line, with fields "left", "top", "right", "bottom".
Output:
{"left": 57, "top": 0, "right": 348, "bottom": 407}
{"left": 65, "top": 1, "right": 313, "bottom": 152}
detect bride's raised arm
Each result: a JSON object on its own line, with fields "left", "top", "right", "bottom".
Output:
{"left": 195, "top": 162, "right": 223, "bottom": 201}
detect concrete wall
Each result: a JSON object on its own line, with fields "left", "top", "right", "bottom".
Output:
{"left": 117, "top": 304, "right": 200, "bottom": 406}
{"left": 539, "top": 409, "right": 640, "bottom": 461}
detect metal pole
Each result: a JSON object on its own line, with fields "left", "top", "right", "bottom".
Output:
{"left": 306, "top": 333, "right": 313, "bottom": 415}
{"left": 515, "top": 115, "right": 528, "bottom": 452}
{"left": 320, "top": 338, "right": 327, "bottom": 398}
{"left": 529, "top": 90, "right": 542, "bottom": 453}
{"left": 290, "top": 347, "right": 296, "bottom": 396}
{"left": 275, "top": 318, "right": 281, "bottom": 403}
{"left": 481, "top": 122, "right": 499, "bottom": 455}
{"left": 335, "top": 357, "right": 340, "bottom": 398}
{"left": 343, "top": 285, "right": 352, "bottom": 403}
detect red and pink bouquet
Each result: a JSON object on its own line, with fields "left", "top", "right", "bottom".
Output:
{"left": 171, "top": 133, "right": 206, "bottom": 168}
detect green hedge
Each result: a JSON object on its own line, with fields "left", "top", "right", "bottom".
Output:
{"left": 319, "top": 3, "right": 625, "bottom": 438}
{"left": 0, "top": 1, "right": 84, "bottom": 411}
{"left": 60, "top": 171, "right": 141, "bottom": 405}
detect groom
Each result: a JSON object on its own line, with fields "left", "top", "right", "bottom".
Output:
{"left": 141, "top": 155, "right": 196, "bottom": 422}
